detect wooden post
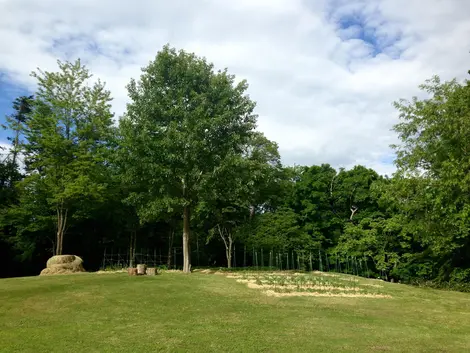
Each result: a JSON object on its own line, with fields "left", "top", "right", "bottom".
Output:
{"left": 147, "top": 267, "right": 157, "bottom": 276}
{"left": 137, "top": 264, "right": 147, "bottom": 275}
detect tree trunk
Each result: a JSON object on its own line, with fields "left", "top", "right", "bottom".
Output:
{"left": 182, "top": 206, "right": 191, "bottom": 273}
{"left": 167, "top": 227, "right": 174, "bottom": 269}
{"left": 12, "top": 129, "right": 20, "bottom": 168}
{"left": 129, "top": 230, "right": 137, "bottom": 268}
{"left": 218, "top": 225, "right": 233, "bottom": 269}
{"left": 55, "top": 207, "right": 68, "bottom": 255}
{"left": 227, "top": 234, "right": 233, "bottom": 269}
{"left": 56, "top": 227, "right": 62, "bottom": 256}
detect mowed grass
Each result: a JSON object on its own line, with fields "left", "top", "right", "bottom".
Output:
{"left": 1, "top": 272, "right": 470, "bottom": 353}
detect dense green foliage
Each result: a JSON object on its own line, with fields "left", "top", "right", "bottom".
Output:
{"left": 1, "top": 46, "right": 469, "bottom": 289}
{"left": 118, "top": 46, "right": 260, "bottom": 272}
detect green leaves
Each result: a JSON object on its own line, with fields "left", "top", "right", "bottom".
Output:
{"left": 121, "top": 46, "right": 258, "bottom": 207}
{"left": 375, "top": 71, "right": 470, "bottom": 280}
{"left": 2, "top": 47, "right": 468, "bottom": 285}
{"left": 240, "top": 207, "right": 311, "bottom": 252}
{"left": 119, "top": 45, "right": 260, "bottom": 270}
{"left": 8, "top": 59, "right": 115, "bottom": 254}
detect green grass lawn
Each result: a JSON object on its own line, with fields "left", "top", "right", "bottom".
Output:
{"left": 1, "top": 272, "right": 470, "bottom": 353}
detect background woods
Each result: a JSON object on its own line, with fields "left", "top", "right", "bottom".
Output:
{"left": 1, "top": 47, "right": 469, "bottom": 289}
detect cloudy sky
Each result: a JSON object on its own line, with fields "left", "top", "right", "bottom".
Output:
{"left": 0, "top": 0, "right": 469, "bottom": 175}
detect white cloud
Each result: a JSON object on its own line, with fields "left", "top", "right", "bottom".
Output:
{"left": 0, "top": 0, "right": 469, "bottom": 175}
{"left": 0, "top": 143, "right": 11, "bottom": 160}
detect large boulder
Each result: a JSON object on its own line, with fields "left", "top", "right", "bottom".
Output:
{"left": 40, "top": 255, "right": 86, "bottom": 275}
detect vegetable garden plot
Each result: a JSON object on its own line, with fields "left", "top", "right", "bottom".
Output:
{"left": 225, "top": 271, "right": 391, "bottom": 298}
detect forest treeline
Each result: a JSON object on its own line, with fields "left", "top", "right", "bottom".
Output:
{"left": 1, "top": 46, "right": 469, "bottom": 289}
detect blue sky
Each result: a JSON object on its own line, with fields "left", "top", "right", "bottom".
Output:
{"left": 1, "top": 0, "right": 469, "bottom": 175}
{"left": 336, "top": 13, "right": 401, "bottom": 58}
{"left": 0, "top": 81, "right": 30, "bottom": 141}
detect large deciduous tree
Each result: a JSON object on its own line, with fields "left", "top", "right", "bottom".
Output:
{"left": 390, "top": 74, "right": 470, "bottom": 282}
{"left": 197, "top": 133, "right": 283, "bottom": 268}
{"left": 12, "top": 59, "right": 114, "bottom": 255}
{"left": 120, "top": 45, "right": 257, "bottom": 273}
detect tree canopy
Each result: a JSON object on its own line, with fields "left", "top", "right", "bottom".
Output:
{"left": 1, "top": 46, "right": 469, "bottom": 290}
{"left": 118, "top": 45, "right": 259, "bottom": 272}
